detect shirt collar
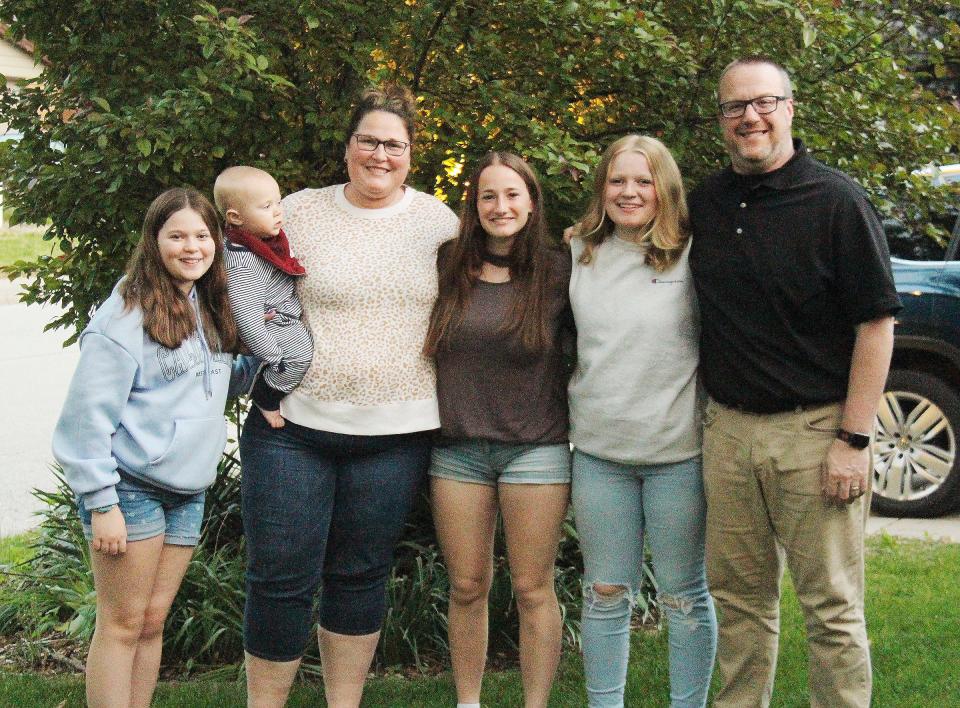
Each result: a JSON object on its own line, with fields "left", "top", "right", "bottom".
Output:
{"left": 720, "top": 139, "right": 810, "bottom": 192}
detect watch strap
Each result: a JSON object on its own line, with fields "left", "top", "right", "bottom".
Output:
{"left": 837, "top": 428, "right": 871, "bottom": 449}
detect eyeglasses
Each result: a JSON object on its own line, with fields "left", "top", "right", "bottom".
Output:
{"left": 718, "top": 95, "right": 788, "bottom": 119}
{"left": 352, "top": 133, "right": 410, "bottom": 156}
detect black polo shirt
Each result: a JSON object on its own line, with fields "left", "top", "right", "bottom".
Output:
{"left": 688, "top": 141, "right": 902, "bottom": 413}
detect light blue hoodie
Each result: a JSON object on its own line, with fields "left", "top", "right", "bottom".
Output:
{"left": 53, "top": 280, "right": 235, "bottom": 511}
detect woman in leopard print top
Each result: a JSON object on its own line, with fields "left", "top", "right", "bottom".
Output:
{"left": 240, "top": 85, "right": 459, "bottom": 707}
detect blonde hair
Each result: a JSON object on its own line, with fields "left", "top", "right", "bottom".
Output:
{"left": 574, "top": 135, "right": 689, "bottom": 272}
{"left": 212, "top": 165, "right": 276, "bottom": 215}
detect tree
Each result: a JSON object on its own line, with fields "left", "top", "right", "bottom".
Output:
{"left": 1, "top": 0, "right": 959, "bottom": 337}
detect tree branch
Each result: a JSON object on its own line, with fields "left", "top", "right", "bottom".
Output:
{"left": 412, "top": 0, "right": 457, "bottom": 93}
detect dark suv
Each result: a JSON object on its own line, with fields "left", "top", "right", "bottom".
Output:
{"left": 878, "top": 171, "right": 960, "bottom": 517}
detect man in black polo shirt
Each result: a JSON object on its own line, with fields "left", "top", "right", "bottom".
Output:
{"left": 689, "top": 56, "right": 901, "bottom": 707}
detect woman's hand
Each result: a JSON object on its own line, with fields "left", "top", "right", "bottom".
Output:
{"left": 563, "top": 223, "right": 582, "bottom": 244}
{"left": 91, "top": 506, "right": 127, "bottom": 555}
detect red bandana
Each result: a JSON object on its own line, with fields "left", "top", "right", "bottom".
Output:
{"left": 225, "top": 226, "right": 305, "bottom": 276}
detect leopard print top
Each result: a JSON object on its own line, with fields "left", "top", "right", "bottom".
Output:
{"left": 278, "top": 184, "right": 459, "bottom": 435}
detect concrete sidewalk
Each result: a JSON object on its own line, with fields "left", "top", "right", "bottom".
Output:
{"left": 1, "top": 276, "right": 960, "bottom": 541}
{"left": 0, "top": 278, "right": 79, "bottom": 536}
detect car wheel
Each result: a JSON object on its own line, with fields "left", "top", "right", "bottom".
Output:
{"left": 872, "top": 369, "right": 960, "bottom": 517}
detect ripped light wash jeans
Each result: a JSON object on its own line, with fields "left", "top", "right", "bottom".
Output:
{"left": 572, "top": 450, "right": 717, "bottom": 707}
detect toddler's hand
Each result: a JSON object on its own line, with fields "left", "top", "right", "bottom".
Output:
{"left": 258, "top": 406, "right": 286, "bottom": 429}
{"left": 91, "top": 506, "right": 127, "bottom": 555}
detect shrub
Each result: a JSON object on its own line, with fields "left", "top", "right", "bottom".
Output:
{"left": 1, "top": 444, "right": 660, "bottom": 677}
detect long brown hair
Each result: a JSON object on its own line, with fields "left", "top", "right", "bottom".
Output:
{"left": 574, "top": 135, "right": 689, "bottom": 272}
{"left": 120, "top": 188, "right": 239, "bottom": 352}
{"left": 423, "top": 152, "right": 556, "bottom": 356}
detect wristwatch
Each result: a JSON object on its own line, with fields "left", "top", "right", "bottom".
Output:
{"left": 836, "top": 428, "right": 871, "bottom": 450}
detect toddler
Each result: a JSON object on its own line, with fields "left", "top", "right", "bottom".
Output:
{"left": 215, "top": 166, "right": 313, "bottom": 428}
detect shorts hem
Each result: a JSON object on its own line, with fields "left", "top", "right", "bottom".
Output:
{"left": 428, "top": 468, "right": 496, "bottom": 486}
{"left": 498, "top": 475, "right": 571, "bottom": 485}
{"left": 81, "top": 524, "right": 168, "bottom": 544}
{"left": 162, "top": 535, "right": 200, "bottom": 547}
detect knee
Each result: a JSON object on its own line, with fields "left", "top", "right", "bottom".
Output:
{"left": 449, "top": 573, "right": 492, "bottom": 607}
{"left": 583, "top": 582, "right": 632, "bottom": 617}
{"left": 512, "top": 576, "right": 557, "bottom": 614}
{"left": 97, "top": 606, "right": 147, "bottom": 645}
{"left": 138, "top": 603, "right": 170, "bottom": 643}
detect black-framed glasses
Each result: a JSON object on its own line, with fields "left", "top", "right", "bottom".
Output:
{"left": 718, "top": 95, "right": 788, "bottom": 118}
{"left": 352, "top": 133, "right": 410, "bottom": 156}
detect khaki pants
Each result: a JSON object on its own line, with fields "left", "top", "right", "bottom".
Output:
{"left": 703, "top": 399, "right": 871, "bottom": 708}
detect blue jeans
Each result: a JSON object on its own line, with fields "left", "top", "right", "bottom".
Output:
{"left": 240, "top": 408, "right": 432, "bottom": 661}
{"left": 572, "top": 450, "right": 717, "bottom": 708}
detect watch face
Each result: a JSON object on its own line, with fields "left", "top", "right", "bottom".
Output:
{"left": 839, "top": 429, "right": 870, "bottom": 449}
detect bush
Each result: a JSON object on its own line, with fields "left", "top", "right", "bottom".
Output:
{"left": 2, "top": 442, "right": 661, "bottom": 677}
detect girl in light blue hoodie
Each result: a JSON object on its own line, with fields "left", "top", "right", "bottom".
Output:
{"left": 52, "top": 187, "right": 241, "bottom": 707}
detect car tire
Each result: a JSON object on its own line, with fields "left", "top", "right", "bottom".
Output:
{"left": 872, "top": 369, "right": 960, "bottom": 518}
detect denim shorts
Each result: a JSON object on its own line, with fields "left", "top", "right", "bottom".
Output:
{"left": 78, "top": 472, "right": 205, "bottom": 546}
{"left": 429, "top": 439, "right": 572, "bottom": 486}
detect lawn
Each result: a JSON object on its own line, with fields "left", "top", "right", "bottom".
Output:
{"left": 0, "top": 227, "right": 56, "bottom": 269}
{"left": 1, "top": 536, "right": 957, "bottom": 706}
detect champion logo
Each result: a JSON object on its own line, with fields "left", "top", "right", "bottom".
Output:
{"left": 651, "top": 278, "right": 684, "bottom": 284}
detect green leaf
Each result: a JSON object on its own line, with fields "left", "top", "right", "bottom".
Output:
{"left": 138, "top": 160, "right": 150, "bottom": 174}
{"left": 91, "top": 97, "right": 111, "bottom": 112}
{"left": 136, "top": 138, "right": 152, "bottom": 156}
{"left": 256, "top": 55, "right": 269, "bottom": 71}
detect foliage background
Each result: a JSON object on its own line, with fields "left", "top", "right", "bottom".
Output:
{"left": 1, "top": 0, "right": 959, "bottom": 676}
{"left": 1, "top": 0, "right": 959, "bottom": 337}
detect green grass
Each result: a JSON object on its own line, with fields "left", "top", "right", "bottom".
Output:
{"left": 0, "top": 227, "right": 56, "bottom": 269}
{"left": 1, "top": 536, "right": 957, "bottom": 706}
{"left": 0, "top": 533, "right": 34, "bottom": 567}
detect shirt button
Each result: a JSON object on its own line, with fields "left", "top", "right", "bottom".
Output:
{"left": 736, "top": 227, "right": 743, "bottom": 234}
{"left": 739, "top": 202, "right": 747, "bottom": 208}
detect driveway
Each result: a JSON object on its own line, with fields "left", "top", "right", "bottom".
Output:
{"left": 0, "top": 279, "right": 79, "bottom": 536}
{"left": 1, "top": 276, "right": 959, "bottom": 542}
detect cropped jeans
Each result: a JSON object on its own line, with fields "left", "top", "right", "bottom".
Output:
{"left": 572, "top": 450, "right": 717, "bottom": 707}
{"left": 240, "top": 407, "right": 432, "bottom": 661}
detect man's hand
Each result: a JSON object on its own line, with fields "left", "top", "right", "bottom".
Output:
{"left": 91, "top": 505, "right": 127, "bottom": 555}
{"left": 821, "top": 438, "right": 870, "bottom": 504}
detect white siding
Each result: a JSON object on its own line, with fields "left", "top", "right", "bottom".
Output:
{"left": 0, "top": 39, "right": 41, "bottom": 83}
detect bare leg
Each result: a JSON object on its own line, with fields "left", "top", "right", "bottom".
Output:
{"left": 431, "top": 477, "right": 498, "bottom": 703}
{"left": 245, "top": 652, "right": 302, "bottom": 708}
{"left": 499, "top": 483, "right": 570, "bottom": 708}
{"left": 317, "top": 627, "right": 380, "bottom": 707}
{"left": 86, "top": 535, "right": 165, "bottom": 707}
{"left": 129, "top": 544, "right": 194, "bottom": 708}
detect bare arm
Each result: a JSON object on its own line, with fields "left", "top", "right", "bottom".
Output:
{"left": 821, "top": 316, "right": 895, "bottom": 503}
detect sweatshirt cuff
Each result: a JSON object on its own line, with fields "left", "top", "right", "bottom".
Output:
{"left": 81, "top": 485, "right": 119, "bottom": 511}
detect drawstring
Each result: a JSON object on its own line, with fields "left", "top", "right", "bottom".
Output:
{"left": 190, "top": 289, "right": 213, "bottom": 400}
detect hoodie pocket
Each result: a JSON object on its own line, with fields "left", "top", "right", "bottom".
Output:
{"left": 148, "top": 417, "right": 226, "bottom": 491}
